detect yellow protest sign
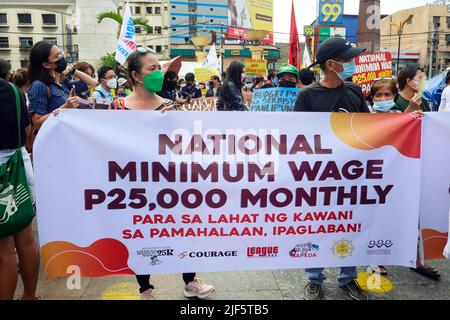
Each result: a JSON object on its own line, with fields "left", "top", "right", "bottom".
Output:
{"left": 194, "top": 68, "right": 218, "bottom": 83}
{"left": 245, "top": 59, "right": 267, "bottom": 77}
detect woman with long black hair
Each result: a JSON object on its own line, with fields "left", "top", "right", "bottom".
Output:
{"left": 217, "top": 61, "right": 247, "bottom": 111}
{"left": 27, "top": 41, "right": 97, "bottom": 130}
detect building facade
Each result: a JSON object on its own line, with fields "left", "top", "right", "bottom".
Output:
{"left": 126, "top": 0, "right": 170, "bottom": 59}
{"left": 0, "top": 0, "right": 119, "bottom": 70}
{"left": 381, "top": 4, "right": 450, "bottom": 76}
{"left": 0, "top": 7, "right": 77, "bottom": 70}
{"left": 169, "top": 0, "right": 280, "bottom": 72}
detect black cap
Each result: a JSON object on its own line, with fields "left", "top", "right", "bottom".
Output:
{"left": 308, "top": 37, "right": 366, "bottom": 69}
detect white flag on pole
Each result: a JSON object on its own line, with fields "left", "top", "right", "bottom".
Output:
{"left": 115, "top": 2, "right": 136, "bottom": 65}
{"left": 202, "top": 44, "right": 220, "bottom": 69}
{"left": 303, "top": 45, "right": 312, "bottom": 69}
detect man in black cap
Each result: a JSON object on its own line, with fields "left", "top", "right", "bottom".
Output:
{"left": 295, "top": 38, "right": 369, "bottom": 301}
{"left": 294, "top": 37, "right": 369, "bottom": 113}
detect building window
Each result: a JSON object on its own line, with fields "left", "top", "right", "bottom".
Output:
{"left": 0, "top": 13, "right": 7, "bottom": 25}
{"left": 172, "top": 17, "right": 176, "bottom": 20}
{"left": 135, "top": 26, "right": 142, "bottom": 34}
{"left": 20, "top": 59, "right": 29, "bottom": 68}
{"left": 43, "top": 37, "right": 57, "bottom": 44}
{"left": 147, "top": 26, "right": 153, "bottom": 34}
{"left": 172, "top": 28, "right": 176, "bottom": 32}
{"left": 210, "top": 19, "right": 214, "bottom": 23}
{"left": 446, "top": 34, "right": 450, "bottom": 45}
{"left": 155, "top": 26, "right": 162, "bottom": 34}
{"left": 172, "top": 5, "right": 176, "bottom": 9}
{"left": 433, "top": 16, "right": 441, "bottom": 27}
{"left": 446, "top": 16, "right": 450, "bottom": 27}
{"left": 156, "top": 45, "right": 162, "bottom": 53}
{"left": 210, "top": 8, "right": 214, "bottom": 11}
{"left": 135, "top": 6, "right": 141, "bottom": 14}
{"left": 155, "top": 7, "right": 161, "bottom": 15}
{"left": 0, "top": 37, "right": 9, "bottom": 48}
{"left": 17, "top": 13, "right": 32, "bottom": 25}
{"left": 19, "top": 37, "right": 33, "bottom": 48}
{"left": 42, "top": 14, "right": 56, "bottom": 25}
{"left": 146, "top": 7, "right": 152, "bottom": 14}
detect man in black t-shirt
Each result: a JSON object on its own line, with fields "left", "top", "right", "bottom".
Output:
{"left": 294, "top": 38, "right": 370, "bottom": 301}
{"left": 0, "top": 78, "right": 30, "bottom": 151}
{"left": 294, "top": 37, "right": 369, "bottom": 113}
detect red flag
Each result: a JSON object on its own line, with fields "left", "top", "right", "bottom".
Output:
{"left": 289, "top": 0, "right": 300, "bottom": 68}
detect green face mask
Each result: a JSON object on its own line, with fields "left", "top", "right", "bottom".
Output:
{"left": 142, "top": 70, "right": 164, "bottom": 93}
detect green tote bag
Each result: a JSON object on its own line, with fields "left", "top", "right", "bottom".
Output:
{"left": 0, "top": 83, "right": 36, "bottom": 238}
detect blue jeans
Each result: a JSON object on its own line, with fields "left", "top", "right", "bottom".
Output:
{"left": 306, "top": 267, "right": 357, "bottom": 287}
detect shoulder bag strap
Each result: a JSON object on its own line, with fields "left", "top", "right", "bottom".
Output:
{"left": 9, "top": 83, "right": 22, "bottom": 149}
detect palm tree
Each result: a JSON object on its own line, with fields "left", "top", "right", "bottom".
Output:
{"left": 97, "top": 9, "right": 153, "bottom": 39}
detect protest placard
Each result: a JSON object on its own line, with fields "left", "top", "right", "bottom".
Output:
{"left": 352, "top": 52, "right": 393, "bottom": 96}
{"left": 250, "top": 87, "right": 300, "bottom": 112}
{"left": 194, "top": 68, "right": 218, "bottom": 83}
{"left": 34, "top": 111, "right": 425, "bottom": 278}
{"left": 245, "top": 59, "right": 268, "bottom": 77}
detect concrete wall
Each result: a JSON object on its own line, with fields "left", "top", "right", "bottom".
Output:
{"left": 381, "top": 4, "right": 450, "bottom": 73}
{"left": 76, "top": 0, "right": 118, "bottom": 68}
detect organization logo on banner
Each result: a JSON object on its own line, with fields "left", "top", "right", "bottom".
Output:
{"left": 367, "top": 240, "right": 393, "bottom": 256}
{"left": 289, "top": 243, "right": 320, "bottom": 258}
{"left": 332, "top": 239, "right": 354, "bottom": 259}
{"left": 178, "top": 250, "right": 238, "bottom": 259}
{"left": 137, "top": 247, "right": 174, "bottom": 266}
{"left": 247, "top": 246, "right": 279, "bottom": 258}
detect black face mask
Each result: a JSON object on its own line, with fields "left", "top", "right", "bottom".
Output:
{"left": 209, "top": 81, "right": 215, "bottom": 87}
{"left": 54, "top": 57, "right": 68, "bottom": 74}
{"left": 278, "top": 81, "right": 297, "bottom": 88}
{"left": 166, "top": 80, "right": 178, "bottom": 91}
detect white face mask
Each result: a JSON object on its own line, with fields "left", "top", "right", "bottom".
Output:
{"left": 245, "top": 83, "right": 253, "bottom": 89}
{"left": 105, "top": 78, "right": 118, "bottom": 89}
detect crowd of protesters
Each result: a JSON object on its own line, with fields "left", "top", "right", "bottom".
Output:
{"left": 0, "top": 37, "right": 448, "bottom": 301}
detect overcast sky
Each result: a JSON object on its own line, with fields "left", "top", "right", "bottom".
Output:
{"left": 274, "top": 0, "right": 432, "bottom": 43}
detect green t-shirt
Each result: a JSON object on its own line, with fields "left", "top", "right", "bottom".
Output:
{"left": 393, "top": 94, "right": 430, "bottom": 112}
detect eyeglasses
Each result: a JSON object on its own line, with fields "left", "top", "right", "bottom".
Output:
{"left": 137, "top": 46, "right": 156, "bottom": 54}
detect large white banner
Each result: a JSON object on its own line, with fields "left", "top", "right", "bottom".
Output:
{"left": 34, "top": 111, "right": 421, "bottom": 279}
{"left": 420, "top": 113, "right": 450, "bottom": 260}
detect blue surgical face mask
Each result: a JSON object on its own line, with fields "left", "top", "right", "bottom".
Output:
{"left": 373, "top": 99, "right": 396, "bottom": 112}
{"left": 333, "top": 60, "right": 356, "bottom": 80}
{"left": 272, "top": 77, "right": 279, "bottom": 86}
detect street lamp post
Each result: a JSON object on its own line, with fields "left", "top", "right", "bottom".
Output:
{"left": 397, "top": 29, "right": 402, "bottom": 75}
{"left": 389, "top": 14, "right": 413, "bottom": 74}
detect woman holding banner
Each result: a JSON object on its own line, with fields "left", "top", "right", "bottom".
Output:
{"left": 111, "top": 47, "right": 216, "bottom": 300}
